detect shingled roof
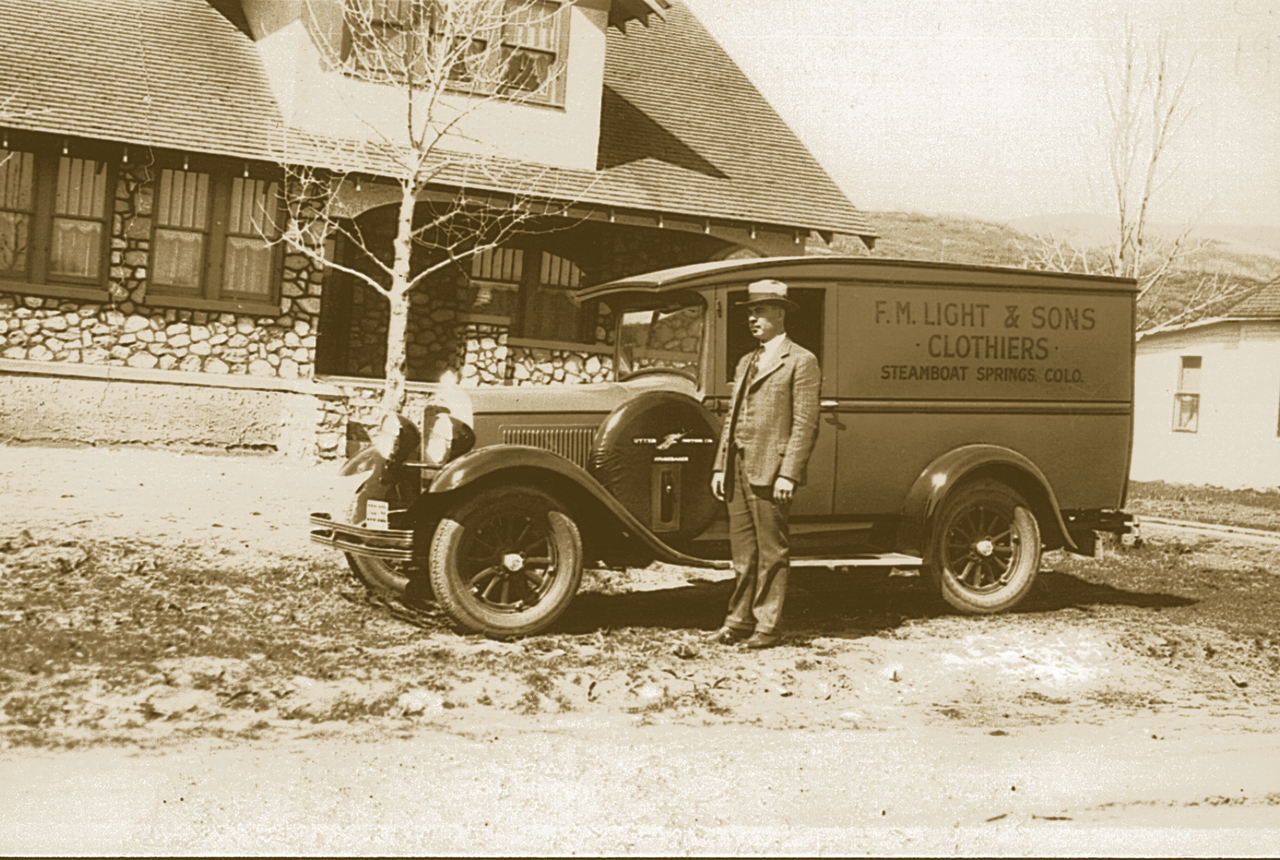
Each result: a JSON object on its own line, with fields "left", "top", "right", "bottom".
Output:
{"left": 599, "top": 2, "right": 875, "bottom": 240}
{"left": 1221, "top": 282, "right": 1280, "bottom": 319}
{"left": 1, "top": 0, "right": 285, "bottom": 162}
{"left": 0, "top": 0, "right": 874, "bottom": 242}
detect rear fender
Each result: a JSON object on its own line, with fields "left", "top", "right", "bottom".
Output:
{"left": 898, "top": 444, "right": 1074, "bottom": 554}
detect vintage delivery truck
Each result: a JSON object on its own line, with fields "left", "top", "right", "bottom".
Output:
{"left": 310, "top": 257, "right": 1136, "bottom": 637}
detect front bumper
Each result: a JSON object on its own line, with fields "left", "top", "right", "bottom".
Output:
{"left": 309, "top": 511, "right": 415, "bottom": 562}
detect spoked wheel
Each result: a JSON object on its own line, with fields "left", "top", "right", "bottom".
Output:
{"left": 429, "top": 486, "right": 582, "bottom": 636}
{"left": 925, "top": 479, "right": 1041, "bottom": 613}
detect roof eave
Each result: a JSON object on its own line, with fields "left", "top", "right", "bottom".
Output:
{"left": 608, "top": 0, "right": 671, "bottom": 31}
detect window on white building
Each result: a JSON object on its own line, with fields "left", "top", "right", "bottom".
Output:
{"left": 1173, "top": 355, "right": 1201, "bottom": 433}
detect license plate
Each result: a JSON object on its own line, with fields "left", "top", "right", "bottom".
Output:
{"left": 365, "top": 499, "right": 389, "bottom": 530}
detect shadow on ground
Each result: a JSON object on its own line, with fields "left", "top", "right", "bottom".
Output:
{"left": 1020, "top": 569, "right": 1198, "bottom": 613}
{"left": 551, "top": 565, "right": 1198, "bottom": 636}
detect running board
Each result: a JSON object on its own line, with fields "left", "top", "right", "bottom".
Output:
{"left": 790, "top": 552, "right": 923, "bottom": 569}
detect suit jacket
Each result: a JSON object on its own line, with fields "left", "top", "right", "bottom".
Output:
{"left": 713, "top": 335, "right": 821, "bottom": 491}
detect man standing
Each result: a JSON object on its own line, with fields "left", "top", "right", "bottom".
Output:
{"left": 709, "top": 279, "right": 821, "bottom": 649}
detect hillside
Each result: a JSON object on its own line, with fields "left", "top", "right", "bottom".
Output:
{"left": 818, "top": 211, "right": 1280, "bottom": 328}
{"left": 818, "top": 211, "right": 1036, "bottom": 268}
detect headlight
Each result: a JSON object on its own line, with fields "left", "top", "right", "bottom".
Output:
{"left": 421, "top": 406, "right": 476, "bottom": 467}
{"left": 371, "top": 412, "right": 421, "bottom": 463}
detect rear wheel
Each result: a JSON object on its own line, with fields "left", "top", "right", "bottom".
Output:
{"left": 925, "top": 479, "right": 1041, "bottom": 613}
{"left": 429, "top": 486, "right": 582, "bottom": 636}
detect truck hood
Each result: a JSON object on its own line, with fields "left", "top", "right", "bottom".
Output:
{"left": 463, "top": 374, "right": 700, "bottom": 418}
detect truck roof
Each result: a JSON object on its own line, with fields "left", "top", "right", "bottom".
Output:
{"left": 579, "top": 256, "right": 1137, "bottom": 301}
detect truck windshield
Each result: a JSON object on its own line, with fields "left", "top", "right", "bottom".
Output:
{"left": 616, "top": 302, "right": 705, "bottom": 383}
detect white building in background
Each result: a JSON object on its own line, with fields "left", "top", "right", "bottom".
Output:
{"left": 1131, "top": 287, "right": 1280, "bottom": 489}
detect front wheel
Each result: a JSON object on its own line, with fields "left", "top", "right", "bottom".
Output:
{"left": 344, "top": 484, "right": 412, "bottom": 595}
{"left": 924, "top": 479, "right": 1041, "bottom": 614}
{"left": 429, "top": 486, "right": 583, "bottom": 636}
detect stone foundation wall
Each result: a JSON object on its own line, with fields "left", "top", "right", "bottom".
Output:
{"left": 505, "top": 346, "right": 613, "bottom": 385}
{"left": 0, "top": 164, "right": 327, "bottom": 378}
{"left": 1, "top": 175, "right": 740, "bottom": 459}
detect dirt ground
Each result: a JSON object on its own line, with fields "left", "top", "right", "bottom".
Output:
{"left": 2, "top": 444, "right": 1280, "bottom": 854}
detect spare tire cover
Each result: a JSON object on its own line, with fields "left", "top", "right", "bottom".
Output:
{"left": 590, "top": 390, "right": 721, "bottom": 545}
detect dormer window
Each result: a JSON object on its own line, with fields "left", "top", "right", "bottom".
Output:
{"left": 500, "top": 0, "right": 562, "bottom": 95}
{"left": 341, "top": 0, "right": 569, "bottom": 106}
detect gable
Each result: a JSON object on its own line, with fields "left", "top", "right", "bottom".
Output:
{"left": 0, "top": 0, "right": 872, "bottom": 242}
{"left": 600, "top": 2, "right": 875, "bottom": 241}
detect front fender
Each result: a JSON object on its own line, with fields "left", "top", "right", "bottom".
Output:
{"left": 339, "top": 446, "right": 382, "bottom": 478}
{"left": 340, "top": 447, "right": 420, "bottom": 525}
{"left": 424, "top": 445, "right": 726, "bottom": 569}
{"left": 898, "top": 444, "right": 1074, "bottom": 554}
{"left": 428, "top": 444, "right": 600, "bottom": 495}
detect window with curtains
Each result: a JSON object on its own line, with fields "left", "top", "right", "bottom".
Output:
{"left": 340, "top": 0, "right": 569, "bottom": 105}
{"left": 149, "top": 165, "right": 282, "bottom": 310}
{"left": 51, "top": 157, "right": 109, "bottom": 281}
{"left": 500, "top": 0, "right": 563, "bottom": 97}
{"left": 467, "top": 245, "right": 524, "bottom": 319}
{"left": 0, "top": 145, "right": 112, "bottom": 295}
{"left": 0, "top": 150, "right": 35, "bottom": 279}
{"left": 152, "top": 169, "right": 210, "bottom": 292}
{"left": 343, "top": 0, "right": 430, "bottom": 82}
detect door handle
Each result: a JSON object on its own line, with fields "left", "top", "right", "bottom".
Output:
{"left": 820, "top": 400, "right": 838, "bottom": 409}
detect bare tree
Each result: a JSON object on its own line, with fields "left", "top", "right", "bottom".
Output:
{"left": 1018, "top": 24, "right": 1266, "bottom": 333}
{"left": 1105, "top": 24, "right": 1196, "bottom": 292}
{"left": 275, "top": 0, "right": 590, "bottom": 411}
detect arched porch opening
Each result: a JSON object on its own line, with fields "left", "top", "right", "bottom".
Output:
{"left": 313, "top": 201, "right": 742, "bottom": 386}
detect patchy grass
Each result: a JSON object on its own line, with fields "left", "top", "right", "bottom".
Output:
{"left": 1128, "top": 481, "right": 1280, "bottom": 532}
{"left": 5, "top": 476, "right": 1280, "bottom": 751}
{"left": 1044, "top": 534, "right": 1280, "bottom": 641}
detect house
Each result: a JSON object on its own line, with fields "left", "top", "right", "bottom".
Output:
{"left": 0, "top": 0, "right": 874, "bottom": 458}
{"left": 1131, "top": 284, "right": 1280, "bottom": 488}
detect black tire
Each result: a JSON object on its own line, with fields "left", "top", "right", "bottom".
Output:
{"left": 344, "top": 487, "right": 411, "bottom": 595}
{"left": 590, "top": 390, "right": 720, "bottom": 545}
{"left": 428, "top": 486, "right": 582, "bottom": 636}
{"left": 346, "top": 552, "right": 410, "bottom": 595}
{"left": 924, "top": 479, "right": 1041, "bottom": 614}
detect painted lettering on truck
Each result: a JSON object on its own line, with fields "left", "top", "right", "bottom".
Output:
{"left": 855, "top": 287, "right": 1130, "bottom": 402}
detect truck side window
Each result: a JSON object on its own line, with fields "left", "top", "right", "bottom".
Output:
{"left": 725, "top": 287, "right": 824, "bottom": 381}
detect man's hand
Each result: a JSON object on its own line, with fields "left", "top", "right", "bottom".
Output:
{"left": 773, "top": 476, "right": 795, "bottom": 504}
{"left": 711, "top": 471, "right": 725, "bottom": 501}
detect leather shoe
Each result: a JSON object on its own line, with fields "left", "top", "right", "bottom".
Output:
{"left": 707, "top": 626, "right": 751, "bottom": 645}
{"left": 740, "top": 632, "right": 781, "bottom": 650}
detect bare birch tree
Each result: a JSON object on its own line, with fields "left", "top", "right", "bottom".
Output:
{"left": 275, "top": 0, "right": 589, "bottom": 411}
{"left": 1019, "top": 24, "right": 1267, "bottom": 332}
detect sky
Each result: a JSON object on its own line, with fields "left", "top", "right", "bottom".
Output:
{"left": 688, "top": 0, "right": 1280, "bottom": 228}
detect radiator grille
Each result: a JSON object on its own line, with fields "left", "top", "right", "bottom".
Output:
{"left": 501, "top": 425, "right": 596, "bottom": 470}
